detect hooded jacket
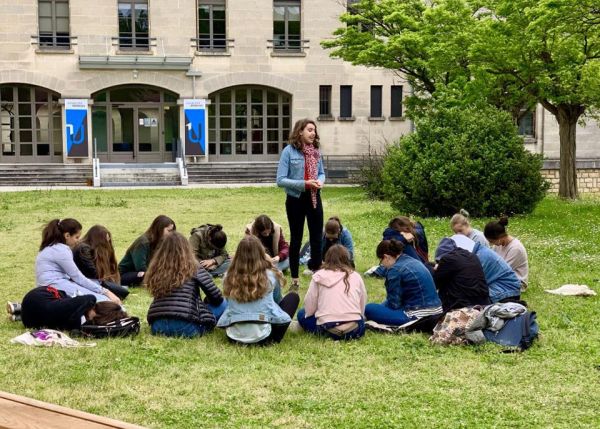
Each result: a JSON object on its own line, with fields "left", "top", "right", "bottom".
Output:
{"left": 303, "top": 269, "right": 367, "bottom": 325}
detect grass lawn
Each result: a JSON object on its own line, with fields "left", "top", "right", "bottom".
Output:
{"left": 0, "top": 187, "right": 598, "bottom": 428}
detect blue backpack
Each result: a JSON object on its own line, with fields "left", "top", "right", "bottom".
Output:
{"left": 483, "top": 311, "right": 539, "bottom": 351}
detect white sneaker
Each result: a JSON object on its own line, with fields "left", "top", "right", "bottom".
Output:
{"left": 288, "top": 320, "right": 303, "bottom": 333}
{"left": 302, "top": 269, "right": 314, "bottom": 276}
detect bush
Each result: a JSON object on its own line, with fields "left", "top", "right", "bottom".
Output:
{"left": 381, "top": 105, "right": 548, "bottom": 217}
{"left": 357, "top": 145, "right": 389, "bottom": 200}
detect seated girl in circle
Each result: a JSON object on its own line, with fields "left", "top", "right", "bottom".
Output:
{"left": 189, "top": 224, "right": 230, "bottom": 277}
{"left": 365, "top": 239, "right": 443, "bottom": 332}
{"left": 245, "top": 214, "right": 290, "bottom": 273}
{"left": 73, "top": 225, "right": 129, "bottom": 300}
{"left": 450, "top": 209, "right": 489, "bottom": 247}
{"left": 146, "top": 232, "right": 226, "bottom": 338}
{"left": 119, "top": 215, "right": 175, "bottom": 286}
{"left": 217, "top": 236, "right": 299, "bottom": 346}
{"left": 21, "top": 286, "right": 127, "bottom": 332}
{"left": 297, "top": 245, "right": 367, "bottom": 340}
{"left": 300, "top": 216, "right": 355, "bottom": 267}
{"left": 484, "top": 216, "right": 529, "bottom": 291}
{"left": 36, "top": 218, "right": 120, "bottom": 304}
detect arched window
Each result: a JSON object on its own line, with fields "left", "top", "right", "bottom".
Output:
{"left": 0, "top": 84, "right": 61, "bottom": 163}
{"left": 208, "top": 86, "right": 291, "bottom": 160}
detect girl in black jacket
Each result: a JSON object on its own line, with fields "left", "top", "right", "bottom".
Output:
{"left": 146, "top": 232, "right": 227, "bottom": 338}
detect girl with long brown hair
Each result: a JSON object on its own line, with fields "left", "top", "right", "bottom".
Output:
{"left": 146, "top": 231, "right": 226, "bottom": 338}
{"left": 119, "top": 215, "right": 175, "bottom": 286}
{"left": 217, "top": 236, "right": 299, "bottom": 345}
{"left": 73, "top": 225, "right": 129, "bottom": 300}
{"left": 297, "top": 245, "right": 367, "bottom": 340}
{"left": 276, "top": 118, "right": 326, "bottom": 291}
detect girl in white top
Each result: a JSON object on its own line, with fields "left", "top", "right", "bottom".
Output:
{"left": 450, "top": 209, "right": 489, "bottom": 247}
{"left": 36, "top": 218, "right": 121, "bottom": 303}
{"left": 484, "top": 216, "right": 529, "bottom": 290}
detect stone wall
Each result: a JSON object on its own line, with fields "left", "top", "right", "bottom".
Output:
{"left": 542, "top": 160, "right": 600, "bottom": 194}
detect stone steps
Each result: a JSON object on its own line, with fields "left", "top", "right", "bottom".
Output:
{"left": 99, "top": 163, "right": 181, "bottom": 187}
{"left": 0, "top": 164, "right": 92, "bottom": 186}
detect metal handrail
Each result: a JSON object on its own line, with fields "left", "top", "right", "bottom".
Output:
{"left": 190, "top": 37, "right": 234, "bottom": 52}
{"left": 111, "top": 35, "right": 156, "bottom": 50}
{"left": 31, "top": 34, "right": 78, "bottom": 49}
{"left": 267, "top": 38, "right": 309, "bottom": 52}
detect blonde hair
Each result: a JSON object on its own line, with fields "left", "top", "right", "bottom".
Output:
{"left": 450, "top": 209, "right": 471, "bottom": 229}
{"left": 145, "top": 232, "right": 199, "bottom": 299}
{"left": 223, "top": 236, "right": 286, "bottom": 303}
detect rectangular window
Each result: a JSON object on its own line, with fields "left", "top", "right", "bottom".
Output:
{"left": 198, "top": 1, "right": 226, "bottom": 51}
{"left": 38, "top": 0, "right": 70, "bottom": 49}
{"left": 273, "top": 1, "right": 301, "bottom": 51}
{"left": 518, "top": 110, "right": 535, "bottom": 137}
{"left": 391, "top": 85, "right": 403, "bottom": 118}
{"left": 319, "top": 86, "right": 332, "bottom": 117}
{"left": 340, "top": 85, "right": 353, "bottom": 119}
{"left": 370, "top": 85, "right": 383, "bottom": 118}
{"left": 118, "top": 0, "right": 149, "bottom": 50}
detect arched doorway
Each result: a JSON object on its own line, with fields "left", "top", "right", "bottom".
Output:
{"left": 0, "top": 84, "right": 62, "bottom": 163}
{"left": 92, "top": 85, "right": 179, "bottom": 163}
{"left": 208, "top": 86, "right": 291, "bottom": 161}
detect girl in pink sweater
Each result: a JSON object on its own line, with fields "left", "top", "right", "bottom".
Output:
{"left": 297, "top": 245, "right": 367, "bottom": 340}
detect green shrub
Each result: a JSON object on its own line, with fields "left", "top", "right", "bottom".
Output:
{"left": 357, "top": 145, "right": 389, "bottom": 200}
{"left": 381, "top": 105, "right": 548, "bottom": 216}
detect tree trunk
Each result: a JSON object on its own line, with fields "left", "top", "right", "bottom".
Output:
{"left": 555, "top": 106, "right": 584, "bottom": 199}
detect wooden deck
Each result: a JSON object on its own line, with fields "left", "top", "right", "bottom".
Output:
{"left": 0, "top": 391, "right": 146, "bottom": 429}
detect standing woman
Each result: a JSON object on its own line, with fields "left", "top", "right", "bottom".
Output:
{"left": 276, "top": 119, "right": 325, "bottom": 290}
{"left": 36, "top": 219, "right": 120, "bottom": 303}
{"left": 118, "top": 215, "right": 175, "bottom": 286}
{"left": 484, "top": 216, "right": 529, "bottom": 291}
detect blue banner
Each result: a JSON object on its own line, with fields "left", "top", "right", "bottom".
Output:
{"left": 184, "top": 99, "right": 207, "bottom": 156}
{"left": 65, "top": 99, "right": 88, "bottom": 157}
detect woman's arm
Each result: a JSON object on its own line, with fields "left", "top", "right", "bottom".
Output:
{"left": 276, "top": 147, "right": 306, "bottom": 192}
{"left": 277, "top": 229, "right": 290, "bottom": 261}
{"left": 55, "top": 247, "right": 105, "bottom": 294}
{"left": 195, "top": 269, "right": 224, "bottom": 305}
{"left": 303, "top": 279, "right": 319, "bottom": 317}
{"left": 384, "top": 268, "right": 403, "bottom": 310}
{"left": 341, "top": 229, "right": 354, "bottom": 260}
{"left": 317, "top": 156, "right": 326, "bottom": 184}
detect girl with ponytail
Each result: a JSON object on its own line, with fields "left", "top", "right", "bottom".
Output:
{"left": 450, "top": 209, "right": 488, "bottom": 247}
{"left": 35, "top": 219, "right": 120, "bottom": 303}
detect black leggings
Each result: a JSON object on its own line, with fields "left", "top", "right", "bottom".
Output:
{"left": 256, "top": 292, "right": 300, "bottom": 346}
{"left": 286, "top": 191, "right": 323, "bottom": 278}
{"left": 121, "top": 271, "right": 144, "bottom": 286}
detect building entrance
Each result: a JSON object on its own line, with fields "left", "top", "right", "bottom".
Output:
{"left": 92, "top": 86, "right": 179, "bottom": 163}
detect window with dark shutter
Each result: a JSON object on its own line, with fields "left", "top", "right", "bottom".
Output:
{"left": 340, "top": 86, "right": 353, "bottom": 119}
{"left": 370, "top": 85, "right": 383, "bottom": 118}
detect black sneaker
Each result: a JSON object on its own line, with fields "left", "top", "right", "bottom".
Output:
{"left": 6, "top": 301, "right": 21, "bottom": 315}
{"left": 9, "top": 314, "right": 21, "bottom": 322}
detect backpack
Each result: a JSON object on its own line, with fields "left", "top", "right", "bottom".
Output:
{"left": 79, "top": 316, "right": 141, "bottom": 339}
{"left": 483, "top": 311, "right": 539, "bottom": 351}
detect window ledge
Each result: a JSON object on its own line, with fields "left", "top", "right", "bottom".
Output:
{"left": 116, "top": 50, "right": 153, "bottom": 55}
{"left": 270, "top": 51, "right": 307, "bottom": 57}
{"left": 389, "top": 116, "right": 406, "bottom": 121}
{"left": 35, "top": 48, "right": 74, "bottom": 54}
{"left": 523, "top": 136, "right": 537, "bottom": 144}
{"left": 317, "top": 115, "right": 335, "bottom": 121}
{"left": 337, "top": 116, "right": 356, "bottom": 121}
{"left": 195, "top": 50, "right": 231, "bottom": 57}
{"left": 368, "top": 116, "right": 386, "bottom": 121}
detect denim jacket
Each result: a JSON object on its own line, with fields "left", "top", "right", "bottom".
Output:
{"left": 472, "top": 242, "right": 521, "bottom": 302}
{"left": 385, "top": 254, "right": 441, "bottom": 312}
{"left": 217, "top": 270, "right": 290, "bottom": 327}
{"left": 276, "top": 144, "right": 326, "bottom": 198}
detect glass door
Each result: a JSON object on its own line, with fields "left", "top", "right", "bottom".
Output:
{"left": 111, "top": 106, "right": 135, "bottom": 162}
{"left": 136, "top": 107, "right": 162, "bottom": 162}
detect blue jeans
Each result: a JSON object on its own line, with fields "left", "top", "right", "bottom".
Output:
{"left": 365, "top": 301, "right": 412, "bottom": 326}
{"left": 209, "top": 259, "right": 231, "bottom": 277}
{"left": 151, "top": 300, "right": 228, "bottom": 338}
{"left": 277, "top": 258, "right": 290, "bottom": 273}
{"left": 297, "top": 308, "right": 365, "bottom": 341}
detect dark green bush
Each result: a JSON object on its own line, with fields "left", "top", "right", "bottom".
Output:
{"left": 381, "top": 105, "right": 548, "bottom": 216}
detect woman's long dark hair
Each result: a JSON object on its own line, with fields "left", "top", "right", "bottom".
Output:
{"left": 145, "top": 215, "right": 176, "bottom": 255}
{"left": 81, "top": 225, "right": 120, "bottom": 283}
{"left": 40, "top": 218, "right": 82, "bottom": 251}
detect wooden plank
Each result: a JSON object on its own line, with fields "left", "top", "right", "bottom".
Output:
{"left": 0, "top": 392, "right": 146, "bottom": 429}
